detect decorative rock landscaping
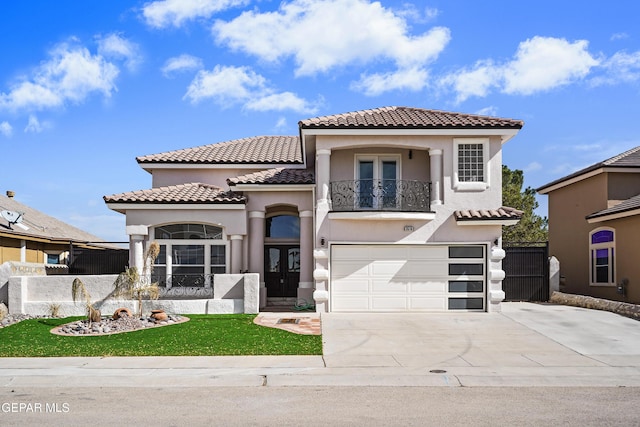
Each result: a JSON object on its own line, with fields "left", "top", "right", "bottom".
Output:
{"left": 51, "top": 313, "right": 189, "bottom": 336}
{"left": 1, "top": 313, "right": 50, "bottom": 328}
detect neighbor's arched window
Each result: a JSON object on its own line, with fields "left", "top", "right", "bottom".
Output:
{"left": 589, "top": 227, "right": 615, "bottom": 286}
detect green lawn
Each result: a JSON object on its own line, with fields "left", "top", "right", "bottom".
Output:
{"left": 0, "top": 315, "right": 322, "bottom": 357}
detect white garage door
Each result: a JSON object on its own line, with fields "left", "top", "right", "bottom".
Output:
{"left": 331, "top": 244, "right": 486, "bottom": 312}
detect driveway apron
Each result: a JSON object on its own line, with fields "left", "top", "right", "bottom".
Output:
{"left": 321, "top": 302, "right": 640, "bottom": 370}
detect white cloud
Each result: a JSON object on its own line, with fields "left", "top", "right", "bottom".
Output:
{"left": 524, "top": 161, "right": 542, "bottom": 172}
{"left": 185, "top": 65, "right": 267, "bottom": 104}
{"left": 184, "top": 65, "right": 317, "bottom": 113}
{"left": 161, "top": 54, "right": 204, "bottom": 77}
{"left": 351, "top": 66, "right": 429, "bottom": 96}
{"left": 475, "top": 106, "right": 498, "bottom": 117}
{"left": 97, "top": 33, "right": 142, "bottom": 72}
{"left": 0, "top": 121, "right": 12, "bottom": 137}
{"left": 503, "top": 37, "right": 599, "bottom": 95}
{"left": 142, "top": 0, "right": 248, "bottom": 28}
{"left": 610, "top": 32, "right": 629, "bottom": 41}
{"left": 24, "top": 115, "right": 49, "bottom": 133}
{"left": 0, "top": 41, "right": 120, "bottom": 112}
{"left": 591, "top": 50, "right": 640, "bottom": 86}
{"left": 213, "top": 0, "right": 450, "bottom": 78}
{"left": 442, "top": 36, "right": 599, "bottom": 102}
{"left": 274, "top": 117, "right": 287, "bottom": 131}
{"left": 440, "top": 60, "right": 501, "bottom": 103}
{"left": 245, "top": 92, "right": 318, "bottom": 114}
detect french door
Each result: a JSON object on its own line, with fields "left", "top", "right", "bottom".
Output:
{"left": 264, "top": 245, "right": 300, "bottom": 297}
{"left": 357, "top": 156, "right": 399, "bottom": 209}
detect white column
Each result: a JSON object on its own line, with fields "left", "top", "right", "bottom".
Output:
{"left": 429, "top": 149, "right": 443, "bottom": 205}
{"left": 230, "top": 235, "right": 243, "bottom": 274}
{"left": 316, "top": 149, "right": 332, "bottom": 204}
{"left": 126, "top": 225, "right": 149, "bottom": 272}
{"left": 20, "top": 240, "right": 26, "bottom": 262}
{"left": 298, "top": 210, "right": 314, "bottom": 302}
{"left": 130, "top": 235, "right": 145, "bottom": 273}
{"left": 248, "top": 211, "right": 266, "bottom": 308}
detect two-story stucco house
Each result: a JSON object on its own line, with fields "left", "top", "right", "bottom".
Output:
{"left": 537, "top": 146, "right": 640, "bottom": 304}
{"left": 104, "top": 106, "right": 523, "bottom": 313}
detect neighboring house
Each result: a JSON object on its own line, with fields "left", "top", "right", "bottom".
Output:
{"left": 537, "top": 146, "right": 640, "bottom": 304}
{"left": 0, "top": 190, "right": 120, "bottom": 304}
{"left": 0, "top": 190, "right": 112, "bottom": 266}
{"left": 104, "top": 106, "right": 524, "bottom": 312}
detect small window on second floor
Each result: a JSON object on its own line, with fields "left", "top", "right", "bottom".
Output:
{"left": 454, "top": 138, "right": 489, "bottom": 191}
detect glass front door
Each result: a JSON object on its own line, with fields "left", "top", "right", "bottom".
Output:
{"left": 264, "top": 245, "right": 300, "bottom": 297}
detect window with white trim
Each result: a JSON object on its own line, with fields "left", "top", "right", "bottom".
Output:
{"left": 453, "top": 138, "right": 489, "bottom": 191}
{"left": 589, "top": 228, "right": 615, "bottom": 286}
{"left": 152, "top": 223, "right": 228, "bottom": 288}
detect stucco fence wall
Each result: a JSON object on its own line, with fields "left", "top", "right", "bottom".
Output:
{"left": 7, "top": 273, "right": 259, "bottom": 317}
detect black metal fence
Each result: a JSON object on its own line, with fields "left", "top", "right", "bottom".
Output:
{"left": 502, "top": 242, "right": 549, "bottom": 302}
{"left": 68, "top": 247, "right": 129, "bottom": 275}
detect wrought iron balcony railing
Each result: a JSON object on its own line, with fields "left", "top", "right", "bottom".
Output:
{"left": 150, "top": 273, "right": 215, "bottom": 299}
{"left": 330, "top": 179, "right": 432, "bottom": 212}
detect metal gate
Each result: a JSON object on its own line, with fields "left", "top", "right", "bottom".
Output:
{"left": 503, "top": 242, "right": 549, "bottom": 302}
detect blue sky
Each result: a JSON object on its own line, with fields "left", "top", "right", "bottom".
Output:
{"left": 1, "top": 0, "right": 639, "bottom": 242}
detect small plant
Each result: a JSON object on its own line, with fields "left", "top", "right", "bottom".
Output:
{"left": 47, "top": 302, "right": 62, "bottom": 318}
{"left": 0, "top": 301, "right": 7, "bottom": 321}
{"left": 113, "top": 242, "right": 161, "bottom": 318}
{"left": 71, "top": 278, "right": 101, "bottom": 324}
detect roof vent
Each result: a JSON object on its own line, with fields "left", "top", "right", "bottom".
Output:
{"left": 6, "top": 190, "right": 14, "bottom": 198}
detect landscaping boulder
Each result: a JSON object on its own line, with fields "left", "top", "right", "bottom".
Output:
{"left": 550, "top": 291, "right": 640, "bottom": 320}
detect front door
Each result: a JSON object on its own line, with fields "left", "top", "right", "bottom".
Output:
{"left": 264, "top": 245, "right": 300, "bottom": 297}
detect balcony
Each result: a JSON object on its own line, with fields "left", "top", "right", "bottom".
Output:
{"left": 330, "top": 179, "right": 432, "bottom": 214}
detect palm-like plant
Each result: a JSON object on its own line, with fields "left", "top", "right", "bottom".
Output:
{"left": 113, "top": 242, "right": 161, "bottom": 318}
{"left": 71, "top": 277, "right": 101, "bottom": 325}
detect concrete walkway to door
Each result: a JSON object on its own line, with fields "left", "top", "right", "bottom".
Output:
{"left": 318, "top": 302, "right": 640, "bottom": 386}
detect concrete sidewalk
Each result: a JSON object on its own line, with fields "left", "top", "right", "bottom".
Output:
{"left": 1, "top": 303, "right": 639, "bottom": 388}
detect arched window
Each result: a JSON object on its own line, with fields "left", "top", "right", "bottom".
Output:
{"left": 152, "top": 223, "right": 227, "bottom": 289}
{"left": 265, "top": 215, "right": 300, "bottom": 239}
{"left": 589, "top": 228, "right": 615, "bottom": 286}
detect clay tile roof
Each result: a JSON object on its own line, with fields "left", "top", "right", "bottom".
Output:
{"left": 136, "top": 136, "right": 302, "bottom": 165}
{"left": 537, "top": 146, "right": 640, "bottom": 193}
{"left": 454, "top": 206, "right": 524, "bottom": 222}
{"left": 586, "top": 193, "right": 640, "bottom": 220}
{"left": 228, "top": 168, "right": 315, "bottom": 185}
{"left": 103, "top": 183, "right": 246, "bottom": 204}
{"left": 299, "top": 106, "right": 523, "bottom": 129}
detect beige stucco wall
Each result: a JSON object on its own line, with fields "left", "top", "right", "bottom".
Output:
{"left": 329, "top": 147, "right": 429, "bottom": 183}
{"left": 151, "top": 168, "right": 270, "bottom": 189}
{"left": 125, "top": 208, "right": 248, "bottom": 236}
{"left": 547, "top": 174, "right": 608, "bottom": 296}
{"left": 316, "top": 134, "right": 504, "bottom": 245}
{"left": 606, "top": 215, "right": 640, "bottom": 303}
{"left": 244, "top": 191, "right": 313, "bottom": 213}
{"left": 546, "top": 172, "right": 640, "bottom": 303}
{"left": 607, "top": 173, "right": 640, "bottom": 204}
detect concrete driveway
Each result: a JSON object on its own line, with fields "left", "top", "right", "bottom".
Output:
{"left": 320, "top": 302, "right": 640, "bottom": 386}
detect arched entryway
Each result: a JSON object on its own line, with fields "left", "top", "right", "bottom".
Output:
{"left": 264, "top": 206, "right": 300, "bottom": 298}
